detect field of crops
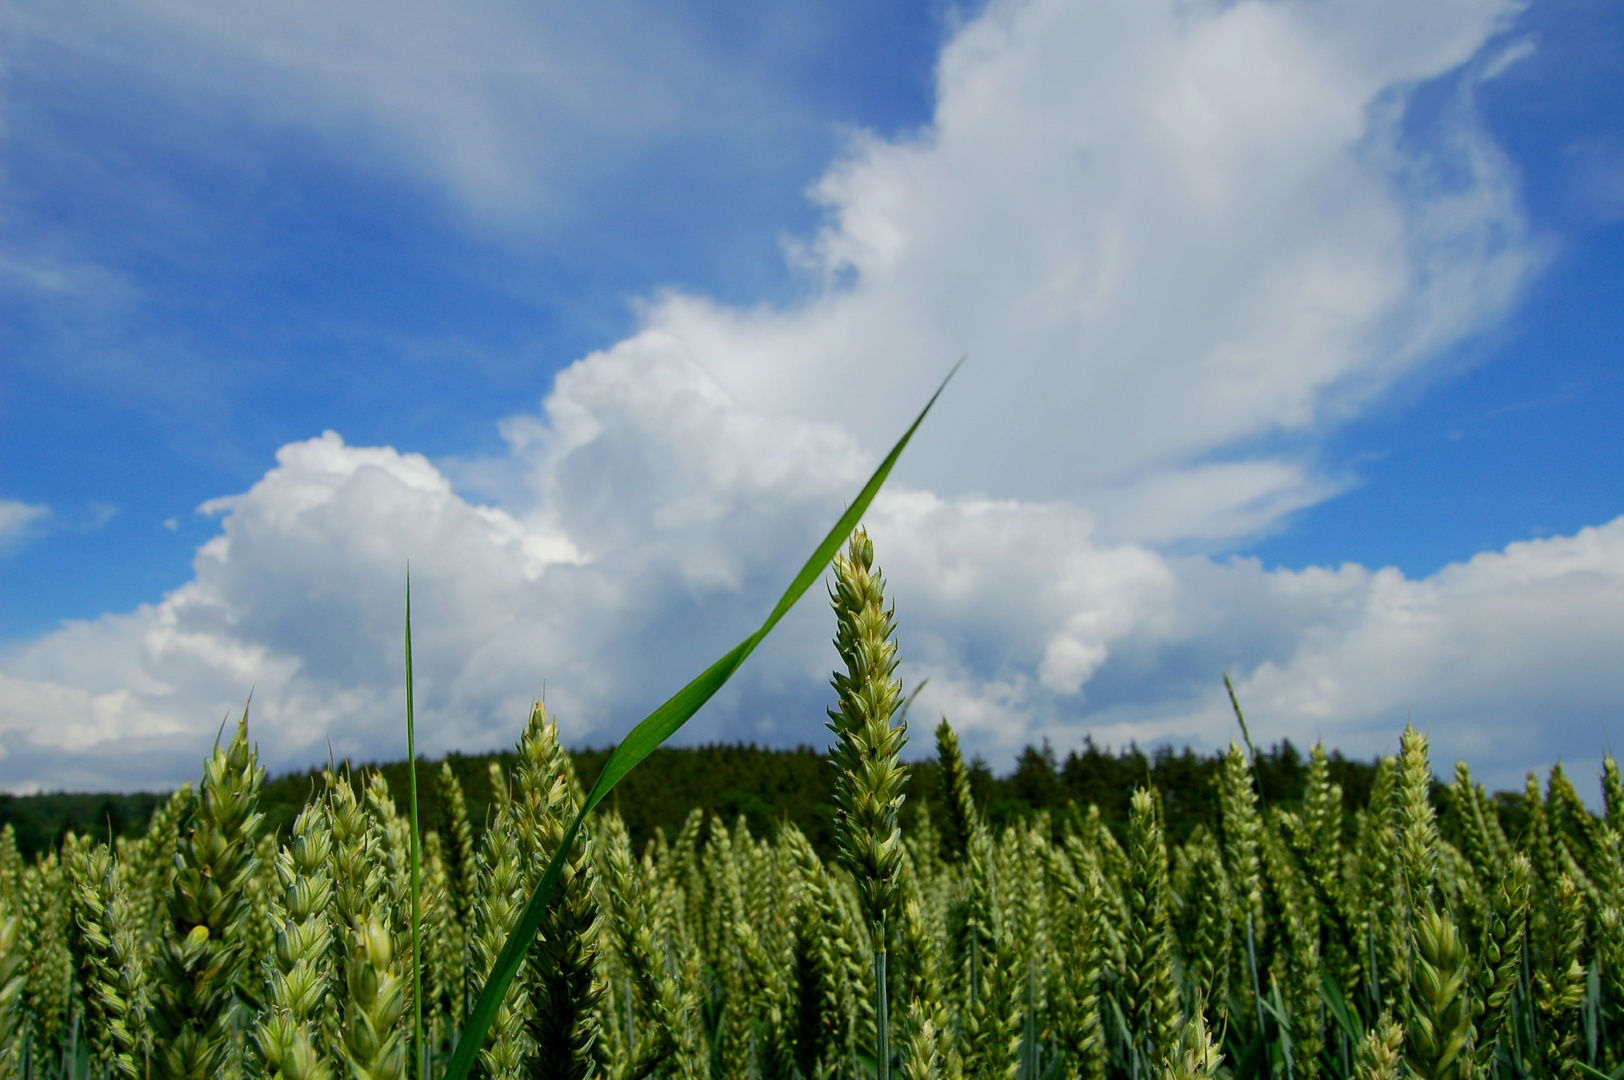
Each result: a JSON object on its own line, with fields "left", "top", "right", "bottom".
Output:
{"left": 0, "top": 530, "right": 1615, "bottom": 1080}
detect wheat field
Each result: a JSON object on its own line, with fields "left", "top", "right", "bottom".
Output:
{"left": 0, "top": 530, "right": 1614, "bottom": 1080}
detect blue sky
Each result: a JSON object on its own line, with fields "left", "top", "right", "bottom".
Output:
{"left": 0, "top": 2, "right": 948, "bottom": 635}
{"left": 1, "top": 0, "right": 1622, "bottom": 793}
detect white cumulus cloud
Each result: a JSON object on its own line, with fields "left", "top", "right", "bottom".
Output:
{"left": 4, "top": 345, "right": 1619, "bottom": 794}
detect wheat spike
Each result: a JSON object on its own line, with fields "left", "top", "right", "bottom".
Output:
{"left": 469, "top": 785, "right": 531, "bottom": 1080}
{"left": 595, "top": 812, "right": 680, "bottom": 1080}
{"left": 341, "top": 917, "right": 407, "bottom": 1080}
{"left": 784, "top": 824, "right": 853, "bottom": 1079}
{"left": 1301, "top": 744, "right": 1344, "bottom": 907}
{"left": 937, "top": 722, "right": 978, "bottom": 867}
{"left": 1404, "top": 907, "right": 1472, "bottom": 1080}
{"left": 364, "top": 772, "right": 416, "bottom": 974}
{"left": 19, "top": 847, "right": 73, "bottom": 1061}
{"left": 0, "top": 891, "right": 29, "bottom": 1080}
{"left": 953, "top": 825, "right": 1020, "bottom": 1080}
{"left": 129, "top": 786, "right": 194, "bottom": 950}
{"left": 437, "top": 763, "right": 480, "bottom": 946}
{"left": 1546, "top": 764, "right": 1599, "bottom": 882}
{"left": 256, "top": 801, "right": 336, "bottom": 1080}
{"left": 1218, "top": 742, "right": 1267, "bottom": 1013}
{"left": 1472, "top": 852, "right": 1529, "bottom": 1075}
{"left": 1262, "top": 812, "right": 1323, "bottom": 1080}
{"left": 0, "top": 828, "right": 21, "bottom": 906}
{"left": 1123, "top": 789, "right": 1180, "bottom": 1073}
{"left": 1397, "top": 726, "right": 1440, "bottom": 922}
{"left": 901, "top": 997, "right": 948, "bottom": 1080}
{"left": 1451, "top": 762, "right": 1503, "bottom": 884}
{"left": 149, "top": 714, "right": 265, "bottom": 1080}
{"left": 1159, "top": 1006, "right": 1222, "bottom": 1080}
{"left": 828, "top": 528, "right": 911, "bottom": 1080}
{"left": 1355, "top": 756, "right": 1406, "bottom": 1019}
{"left": 1535, "top": 873, "right": 1586, "bottom": 1080}
{"left": 1175, "top": 827, "right": 1232, "bottom": 1023}
{"left": 1603, "top": 757, "right": 1624, "bottom": 835}
{"left": 1047, "top": 834, "right": 1106, "bottom": 1080}
{"left": 514, "top": 704, "right": 607, "bottom": 1080}
{"left": 66, "top": 840, "right": 146, "bottom": 1080}
{"left": 418, "top": 830, "right": 457, "bottom": 1058}
{"left": 1353, "top": 1012, "right": 1404, "bottom": 1080}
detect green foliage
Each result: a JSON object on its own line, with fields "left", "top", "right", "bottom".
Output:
{"left": 23, "top": 688, "right": 1624, "bottom": 1080}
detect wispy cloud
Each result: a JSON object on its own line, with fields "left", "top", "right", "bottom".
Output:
{"left": 4, "top": 0, "right": 854, "bottom": 230}
{"left": 0, "top": 500, "right": 50, "bottom": 552}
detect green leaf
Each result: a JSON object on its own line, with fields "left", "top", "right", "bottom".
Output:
{"left": 405, "top": 572, "right": 424, "bottom": 1080}
{"left": 441, "top": 359, "right": 961, "bottom": 1080}
{"left": 1576, "top": 1061, "right": 1624, "bottom": 1080}
{"left": 1320, "top": 972, "right": 1362, "bottom": 1046}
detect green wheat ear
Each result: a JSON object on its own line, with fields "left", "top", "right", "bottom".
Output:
{"left": 828, "top": 527, "right": 910, "bottom": 1080}
{"left": 1354, "top": 1012, "right": 1404, "bottom": 1080}
{"left": 1159, "top": 1006, "right": 1222, "bottom": 1080}
{"left": 255, "top": 802, "right": 335, "bottom": 1080}
{"left": 0, "top": 891, "right": 27, "bottom": 1080}
{"left": 1404, "top": 908, "right": 1471, "bottom": 1080}
{"left": 150, "top": 712, "right": 265, "bottom": 1080}
{"left": 1473, "top": 852, "right": 1529, "bottom": 1073}
{"left": 65, "top": 841, "right": 145, "bottom": 1080}
{"left": 514, "top": 705, "right": 607, "bottom": 1080}
{"left": 342, "top": 917, "right": 408, "bottom": 1080}
{"left": 1122, "top": 788, "right": 1179, "bottom": 1072}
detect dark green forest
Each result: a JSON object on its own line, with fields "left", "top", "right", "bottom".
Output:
{"left": 3, "top": 734, "right": 1513, "bottom": 862}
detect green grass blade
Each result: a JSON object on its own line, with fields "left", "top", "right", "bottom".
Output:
{"left": 406, "top": 573, "right": 424, "bottom": 1080}
{"left": 441, "top": 359, "right": 960, "bottom": 1080}
{"left": 1319, "top": 972, "right": 1362, "bottom": 1046}
{"left": 1574, "top": 1063, "right": 1624, "bottom": 1080}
